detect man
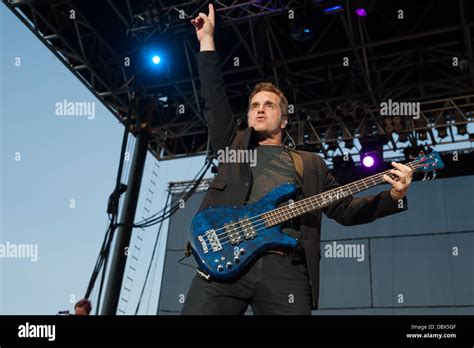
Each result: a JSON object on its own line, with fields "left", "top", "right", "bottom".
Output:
{"left": 74, "top": 298, "right": 92, "bottom": 315}
{"left": 181, "top": 4, "right": 413, "bottom": 315}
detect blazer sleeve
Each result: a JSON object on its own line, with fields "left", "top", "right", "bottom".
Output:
{"left": 319, "top": 156, "right": 408, "bottom": 226}
{"left": 197, "top": 50, "right": 237, "bottom": 156}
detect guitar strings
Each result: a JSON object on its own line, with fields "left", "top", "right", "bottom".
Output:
{"left": 203, "top": 160, "right": 425, "bottom": 248}
{"left": 209, "top": 164, "right": 426, "bottom": 251}
{"left": 203, "top": 161, "right": 423, "bottom": 246}
{"left": 200, "top": 160, "right": 427, "bottom": 250}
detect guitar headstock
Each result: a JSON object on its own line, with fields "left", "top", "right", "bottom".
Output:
{"left": 414, "top": 151, "right": 445, "bottom": 173}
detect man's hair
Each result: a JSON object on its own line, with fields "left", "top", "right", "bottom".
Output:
{"left": 248, "top": 82, "right": 289, "bottom": 118}
{"left": 75, "top": 299, "right": 92, "bottom": 314}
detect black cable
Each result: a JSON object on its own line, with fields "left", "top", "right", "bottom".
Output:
{"left": 128, "top": 158, "right": 213, "bottom": 229}
{"left": 83, "top": 93, "right": 135, "bottom": 309}
{"left": 82, "top": 93, "right": 213, "bottom": 311}
{"left": 94, "top": 223, "right": 117, "bottom": 314}
{"left": 134, "top": 190, "right": 171, "bottom": 315}
{"left": 131, "top": 158, "right": 211, "bottom": 226}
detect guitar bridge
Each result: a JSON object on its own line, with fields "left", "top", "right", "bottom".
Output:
{"left": 197, "top": 235, "right": 209, "bottom": 254}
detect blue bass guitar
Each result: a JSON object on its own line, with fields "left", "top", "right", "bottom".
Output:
{"left": 189, "top": 151, "right": 444, "bottom": 281}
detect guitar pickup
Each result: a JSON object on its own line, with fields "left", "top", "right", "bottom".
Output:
{"left": 239, "top": 218, "right": 256, "bottom": 239}
{"left": 225, "top": 222, "right": 243, "bottom": 245}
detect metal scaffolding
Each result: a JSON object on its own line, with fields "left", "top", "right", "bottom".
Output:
{"left": 4, "top": 0, "right": 474, "bottom": 160}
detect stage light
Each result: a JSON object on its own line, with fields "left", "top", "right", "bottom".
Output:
{"left": 144, "top": 5, "right": 160, "bottom": 25}
{"left": 289, "top": 13, "right": 314, "bottom": 41}
{"left": 384, "top": 117, "right": 394, "bottom": 135}
{"left": 418, "top": 131, "right": 427, "bottom": 141}
{"left": 345, "top": 140, "right": 354, "bottom": 149}
{"left": 355, "top": 8, "right": 367, "bottom": 17}
{"left": 142, "top": 46, "right": 166, "bottom": 70}
{"left": 437, "top": 127, "right": 448, "bottom": 138}
{"left": 353, "top": 103, "right": 365, "bottom": 119}
{"left": 403, "top": 145, "right": 425, "bottom": 162}
{"left": 359, "top": 135, "right": 386, "bottom": 170}
{"left": 454, "top": 110, "right": 467, "bottom": 135}
{"left": 362, "top": 154, "right": 375, "bottom": 168}
{"left": 152, "top": 55, "right": 161, "bottom": 65}
{"left": 398, "top": 132, "right": 409, "bottom": 142}
{"left": 323, "top": 5, "right": 344, "bottom": 15}
{"left": 414, "top": 117, "right": 428, "bottom": 141}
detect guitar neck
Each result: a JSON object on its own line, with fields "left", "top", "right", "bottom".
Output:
{"left": 263, "top": 159, "right": 423, "bottom": 227}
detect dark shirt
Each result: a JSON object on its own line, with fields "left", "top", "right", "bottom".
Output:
{"left": 246, "top": 144, "right": 301, "bottom": 242}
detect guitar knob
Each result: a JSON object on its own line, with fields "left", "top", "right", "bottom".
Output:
{"left": 234, "top": 256, "right": 240, "bottom": 263}
{"left": 239, "top": 248, "right": 246, "bottom": 255}
{"left": 217, "top": 265, "right": 224, "bottom": 272}
{"left": 226, "top": 262, "right": 232, "bottom": 269}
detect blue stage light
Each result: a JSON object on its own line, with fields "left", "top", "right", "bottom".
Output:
{"left": 323, "top": 5, "right": 343, "bottom": 15}
{"left": 152, "top": 55, "right": 161, "bottom": 65}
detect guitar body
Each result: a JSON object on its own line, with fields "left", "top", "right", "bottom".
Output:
{"left": 189, "top": 182, "right": 299, "bottom": 281}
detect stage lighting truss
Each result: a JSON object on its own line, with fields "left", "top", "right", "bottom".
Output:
{"left": 292, "top": 95, "right": 473, "bottom": 160}
{"left": 4, "top": 0, "right": 473, "bottom": 161}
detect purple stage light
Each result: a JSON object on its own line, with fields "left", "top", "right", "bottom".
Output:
{"left": 362, "top": 155, "right": 375, "bottom": 168}
{"left": 355, "top": 8, "right": 367, "bottom": 17}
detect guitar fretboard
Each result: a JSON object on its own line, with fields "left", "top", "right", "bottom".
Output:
{"left": 262, "top": 160, "right": 424, "bottom": 227}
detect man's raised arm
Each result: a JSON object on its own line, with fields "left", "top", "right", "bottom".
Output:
{"left": 191, "top": 4, "right": 236, "bottom": 156}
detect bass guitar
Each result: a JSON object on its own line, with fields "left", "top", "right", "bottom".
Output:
{"left": 189, "top": 151, "right": 444, "bottom": 281}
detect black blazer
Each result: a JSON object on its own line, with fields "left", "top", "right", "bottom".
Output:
{"left": 196, "top": 50, "right": 407, "bottom": 309}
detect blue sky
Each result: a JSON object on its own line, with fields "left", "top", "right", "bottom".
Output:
{"left": 0, "top": 4, "right": 209, "bottom": 314}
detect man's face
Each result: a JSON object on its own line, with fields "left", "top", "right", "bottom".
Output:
{"left": 248, "top": 91, "right": 287, "bottom": 137}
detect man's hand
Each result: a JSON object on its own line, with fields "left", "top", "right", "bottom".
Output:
{"left": 191, "top": 3, "right": 215, "bottom": 51}
{"left": 382, "top": 162, "right": 413, "bottom": 201}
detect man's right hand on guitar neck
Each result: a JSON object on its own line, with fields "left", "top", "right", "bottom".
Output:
{"left": 191, "top": 3, "right": 215, "bottom": 51}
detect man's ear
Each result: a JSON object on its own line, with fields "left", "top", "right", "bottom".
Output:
{"left": 281, "top": 116, "right": 288, "bottom": 129}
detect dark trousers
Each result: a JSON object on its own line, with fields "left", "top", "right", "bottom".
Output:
{"left": 181, "top": 253, "right": 312, "bottom": 315}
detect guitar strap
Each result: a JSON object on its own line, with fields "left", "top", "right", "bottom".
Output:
{"left": 284, "top": 147, "right": 304, "bottom": 189}
{"left": 282, "top": 146, "right": 305, "bottom": 251}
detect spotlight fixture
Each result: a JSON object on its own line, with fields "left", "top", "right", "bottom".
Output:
{"left": 289, "top": 12, "right": 315, "bottom": 41}
{"left": 359, "top": 135, "right": 387, "bottom": 171}
{"left": 355, "top": 8, "right": 367, "bottom": 17}
{"left": 455, "top": 111, "right": 467, "bottom": 135}
{"left": 323, "top": 5, "right": 344, "bottom": 15}
{"left": 361, "top": 153, "right": 376, "bottom": 168}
